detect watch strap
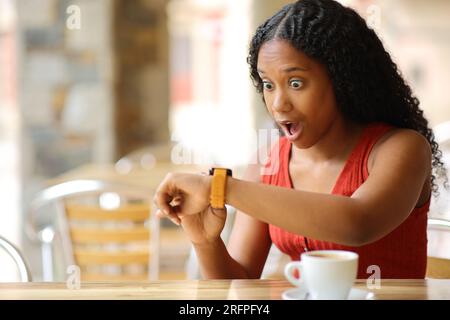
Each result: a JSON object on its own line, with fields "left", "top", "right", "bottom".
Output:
{"left": 209, "top": 168, "right": 231, "bottom": 209}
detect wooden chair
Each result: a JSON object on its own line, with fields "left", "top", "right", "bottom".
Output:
{"left": 27, "top": 179, "right": 159, "bottom": 281}
{"left": 426, "top": 257, "right": 450, "bottom": 279}
{"left": 0, "top": 235, "right": 32, "bottom": 282}
{"left": 426, "top": 123, "right": 450, "bottom": 278}
{"left": 426, "top": 218, "right": 450, "bottom": 279}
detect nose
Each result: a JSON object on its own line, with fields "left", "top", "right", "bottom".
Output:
{"left": 271, "top": 89, "right": 292, "bottom": 113}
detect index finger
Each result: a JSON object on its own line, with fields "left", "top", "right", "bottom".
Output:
{"left": 153, "top": 189, "right": 174, "bottom": 216}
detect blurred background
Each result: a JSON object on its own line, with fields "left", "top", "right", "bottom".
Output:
{"left": 0, "top": 0, "right": 449, "bottom": 282}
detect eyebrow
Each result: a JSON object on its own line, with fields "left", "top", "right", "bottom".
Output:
{"left": 257, "top": 66, "right": 308, "bottom": 74}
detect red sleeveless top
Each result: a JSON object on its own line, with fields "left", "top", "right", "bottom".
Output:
{"left": 262, "top": 123, "right": 429, "bottom": 279}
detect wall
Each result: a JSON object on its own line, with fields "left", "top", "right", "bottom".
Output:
{"left": 114, "top": 0, "right": 170, "bottom": 158}
{"left": 379, "top": 0, "right": 450, "bottom": 126}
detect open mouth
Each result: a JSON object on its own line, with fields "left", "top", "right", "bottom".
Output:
{"left": 280, "top": 121, "right": 303, "bottom": 141}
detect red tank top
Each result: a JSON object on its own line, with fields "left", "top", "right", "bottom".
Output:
{"left": 263, "top": 123, "right": 429, "bottom": 279}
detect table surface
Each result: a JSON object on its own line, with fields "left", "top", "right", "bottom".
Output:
{"left": 1, "top": 279, "right": 449, "bottom": 300}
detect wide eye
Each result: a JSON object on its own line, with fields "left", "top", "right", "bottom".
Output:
{"left": 262, "top": 81, "right": 274, "bottom": 91}
{"left": 290, "top": 79, "right": 303, "bottom": 89}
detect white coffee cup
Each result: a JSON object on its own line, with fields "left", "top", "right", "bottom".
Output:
{"left": 284, "top": 250, "right": 359, "bottom": 300}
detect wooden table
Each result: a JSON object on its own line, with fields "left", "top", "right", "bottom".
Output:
{"left": 1, "top": 279, "right": 449, "bottom": 300}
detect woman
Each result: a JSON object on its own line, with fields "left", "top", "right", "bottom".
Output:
{"left": 154, "top": 0, "right": 447, "bottom": 279}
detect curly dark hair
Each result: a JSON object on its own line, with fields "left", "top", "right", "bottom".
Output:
{"left": 247, "top": 0, "right": 447, "bottom": 194}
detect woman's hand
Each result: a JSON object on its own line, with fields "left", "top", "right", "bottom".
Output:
{"left": 155, "top": 205, "right": 227, "bottom": 245}
{"left": 154, "top": 172, "right": 227, "bottom": 245}
{"left": 179, "top": 206, "right": 227, "bottom": 245}
{"left": 153, "top": 172, "right": 212, "bottom": 223}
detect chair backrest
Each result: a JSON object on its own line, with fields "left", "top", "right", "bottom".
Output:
{"left": 426, "top": 218, "right": 450, "bottom": 279}
{"left": 430, "top": 122, "right": 450, "bottom": 220}
{"left": 427, "top": 122, "right": 450, "bottom": 278}
{"left": 0, "top": 235, "right": 32, "bottom": 282}
{"left": 426, "top": 257, "right": 450, "bottom": 279}
{"left": 433, "top": 121, "right": 450, "bottom": 146}
{"left": 27, "top": 179, "right": 159, "bottom": 281}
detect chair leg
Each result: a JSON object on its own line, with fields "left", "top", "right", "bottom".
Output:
{"left": 41, "top": 242, "right": 54, "bottom": 281}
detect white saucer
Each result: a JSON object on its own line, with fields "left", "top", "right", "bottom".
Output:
{"left": 282, "top": 287, "right": 375, "bottom": 300}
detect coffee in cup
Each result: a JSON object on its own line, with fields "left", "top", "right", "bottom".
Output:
{"left": 284, "top": 250, "right": 358, "bottom": 300}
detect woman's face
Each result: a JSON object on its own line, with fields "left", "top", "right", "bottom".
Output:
{"left": 257, "top": 39, "right": 341, "bottom": 149}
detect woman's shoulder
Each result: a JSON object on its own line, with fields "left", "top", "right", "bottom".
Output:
{"left": 369, "top": 126, "right": 432, "bottom": 173}
{"left": 361, "top": 122, "right": 429, "bottom": 153}
{"left": 368, "top": 126, "right": 432, "bottom": 207}
{"left": 374, "top": 127, "right": 430, "bottom": 154}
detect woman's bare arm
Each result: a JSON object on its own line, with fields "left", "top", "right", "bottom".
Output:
{"left": 155, "top": 130, "right": 431, "bottom": 251}
{"left": 226, "top": 164, "right": 272, "bottom": 279}
{"left": 225, "top": 129, "right": 431, "bottom": 246}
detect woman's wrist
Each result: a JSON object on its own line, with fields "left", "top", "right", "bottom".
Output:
{"left": 191, "top": 236, "right": 223, "bottom": 249}
{"left": 202, "top": 174, "right": 212, "bottom": 195}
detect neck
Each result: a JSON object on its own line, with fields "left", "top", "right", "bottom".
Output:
{"left": 291, "top": 119, "right": 364, "bottom": 164}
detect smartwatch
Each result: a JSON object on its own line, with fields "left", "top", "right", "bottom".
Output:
{"left": 208, "top": 168, "right": 232, "bottom": 209}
